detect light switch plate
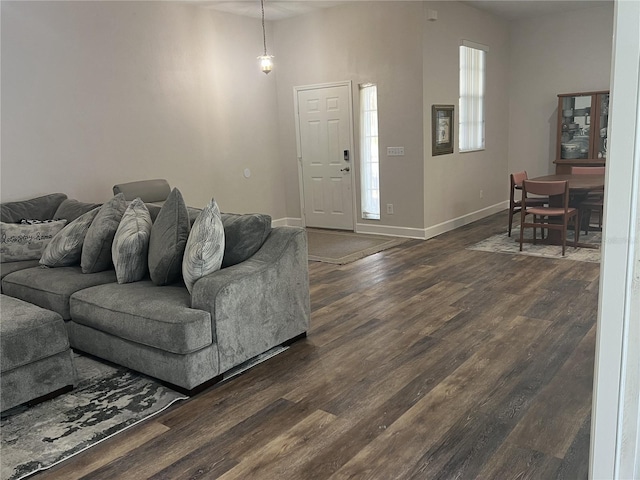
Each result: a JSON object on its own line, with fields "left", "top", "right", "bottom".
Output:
{"left": 387, "top": 147, "right": 405, "bottom": 156}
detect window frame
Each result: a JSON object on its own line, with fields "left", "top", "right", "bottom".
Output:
{"left": 459, "top": 40, "right": 488, "bottom": 153}
{"left": 359, "top": 83, "right": 380, "bottom": 221}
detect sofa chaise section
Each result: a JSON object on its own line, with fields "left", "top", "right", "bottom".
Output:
{"left": 69, "top": 282, "right": 219, "bottom": 392}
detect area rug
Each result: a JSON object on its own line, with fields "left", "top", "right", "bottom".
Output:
{"left": 306, "top": 228, "right": 408, "bottom": 264}
{"left": 468, "top": 227, "right": 601, "bottom": 263}
{"left": 0, "top": 353, "right": 188, "bottom": 480}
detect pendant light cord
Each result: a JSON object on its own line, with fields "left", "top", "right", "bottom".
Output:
{"left": 261, "top": 0, "right": 268, "bottom": 56}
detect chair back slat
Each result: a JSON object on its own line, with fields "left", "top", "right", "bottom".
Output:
{"left": 512, "top": 171, "right": 527, "bottom": 187}
{"left": 570, "top": 166, "right": 605, "bottom": 175}
{"left": 522, "top": 180, "right": 567, "bottom": 197}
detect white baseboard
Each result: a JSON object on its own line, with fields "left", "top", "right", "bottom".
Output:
{"left": 422, "top": 201, "right": 508, "bottom": 240}
{"left": 357, "top": 201, "right": 508, "bottom": 240}
{"left": 273, "top": 201, "right": 507, "bottom": 240}
{"left": 355, "top": 223, "right": 427, "bottom": 239}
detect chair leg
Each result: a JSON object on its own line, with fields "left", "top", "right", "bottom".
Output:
{"left": 582, "top": 208, "right": 592, "bottom": 236}
{"left": 508, "top": 207, "right": 514, "bottom": 237}
{"left": 519, "top": 212, "right": 525, "bottom": 251}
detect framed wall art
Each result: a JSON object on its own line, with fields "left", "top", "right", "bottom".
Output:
{"left": 432, "top": 105, "right": 454, "bottom": 156}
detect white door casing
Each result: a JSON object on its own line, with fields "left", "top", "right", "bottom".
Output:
{"left": 295, "top": 82, "right": 355, "bottom": 230}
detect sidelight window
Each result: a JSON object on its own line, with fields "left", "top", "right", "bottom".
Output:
{"left": 360, "top": 84, "right": 380, "bottom": 220}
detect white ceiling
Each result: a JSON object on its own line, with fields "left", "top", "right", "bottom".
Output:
{"left": 186, "top": 0, "right": 613, "bottom": 21}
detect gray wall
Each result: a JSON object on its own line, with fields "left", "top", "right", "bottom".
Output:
{"left": 507, "top": 5, "right": 614, "bottom": 179}
{"left": 274, "top": 2, "right": 425, "bottom": 230}
{"left": 1, "top": 1, "right": 614, "bottom": 233}
{"left": 422, "top": 1, "right": 510, "bottom": 233}
{"left": 1, "top": 1, "right": 287, "bottom": 217}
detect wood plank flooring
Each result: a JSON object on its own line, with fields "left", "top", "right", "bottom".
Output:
{"left": 39, "top": 211, "right": 598, "bottom": 479}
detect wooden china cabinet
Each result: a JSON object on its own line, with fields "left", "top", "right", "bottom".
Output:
{"left": 554, "top": 90, "right": 609, "bottom": 174}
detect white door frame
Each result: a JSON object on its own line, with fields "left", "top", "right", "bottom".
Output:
{"left": 293, "top": 81, "right": 357, "bottom": 230}
{"left": 590, "top": 0, "right": 640, "bottom": 477}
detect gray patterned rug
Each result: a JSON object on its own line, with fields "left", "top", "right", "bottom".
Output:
{"left": 0, "top": 353, "right": 188, "bottom": 480}
{"left": 468, "top": 227, "right": 601, "bottom": 263}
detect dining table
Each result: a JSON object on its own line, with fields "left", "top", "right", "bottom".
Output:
{"left": 525, "top": 173, "right": 605, "bottom": 249}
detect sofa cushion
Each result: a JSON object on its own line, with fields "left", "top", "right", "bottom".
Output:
{"left": 81, "top": 193, "right": 127, "bottom": 274}
{"left": 220, "top": 213, "right": 272, "bottom": 268}
{"left": 1, "top": 260, "right": 41, "bottom": 284}
{"left": 112, "top": 198, "right": 152, "bottom": 284}
{"left": 70, "top": 281, "right": 212, "bottom": 355}
{"left": 0, "top": 295, "right": 69, "bottom": 372}
{"left": 1, "top": 266, "right": 116, "bottom": 320}
{"left": 40, "top": 208, "right": 100, "bottom": 267}
{"left": 182, "top": 199, "right": 225, "bottom": 294}
{"left": 53, "top": 198, "right": 102, "bottom": 223}
{"left": 0, "top": 220, "right": 67, "bottom": 262}
{"left": 113, "top": 179, "right": 171, "bottom": 203}
{"left": 148, "top": 188, "right": 190, "bottom": 286}
{"left": 0, "top": 193, "right": 67, "bottom": 223}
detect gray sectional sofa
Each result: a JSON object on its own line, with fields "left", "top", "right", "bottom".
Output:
{"left": 0, "top": 192, "right": 310, "bottom": 400}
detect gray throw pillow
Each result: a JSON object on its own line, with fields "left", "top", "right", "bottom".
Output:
{"left": 182, "top": 198, "right": 225, "bottom": 294}
{"left": 81, "top": 193, "right": 127, "bottom": 273}
{"left": 0, "top": 220, "right": 67, "bottom": 262}
{"left": 112, "top": 198, "right": 152, "bottom": 284}
{"left": 148, "top": 188, "right": 190, "bottom": 286}
{"left": 0, "top": 193, "right": 67, "bottom": 223}
{"left": 220, "top": 213, "right": 272, "bottom": 267}
{"left": 53, "top": 198, "right": 102, "bottom": 223}
{"left": 40, "top": 208, "right": 99, "bottom": 267}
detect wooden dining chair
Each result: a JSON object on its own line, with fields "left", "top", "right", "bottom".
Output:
{"left": 508, "top": 171, "right": 547, "bottom": 237}
{"left": 520, "top": 180, "right": 580, "bottom": 256}
{"left": 570, "top": 166, "right": 605, "bottom": 235}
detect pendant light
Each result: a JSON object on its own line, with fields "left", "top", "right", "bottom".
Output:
{"left": 257, "top": 0, "right": 274, "bottom": 74}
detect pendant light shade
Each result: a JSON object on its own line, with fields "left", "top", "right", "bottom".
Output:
{"left": 258, "top": 54, "right": 274, "bottom": 74}
{"left": 258, "top": 0, "right": 273, "bottom": 74}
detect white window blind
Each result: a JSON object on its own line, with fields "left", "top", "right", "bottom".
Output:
{"left": 360, "top": 84, "right": 380, "bottom": 220}
{"left": 459, "top": 43, "right": 487, "bottom": 152}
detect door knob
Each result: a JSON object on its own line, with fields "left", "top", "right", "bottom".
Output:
{"left": 340, "top": 167, "right": 350, "bottom": 172}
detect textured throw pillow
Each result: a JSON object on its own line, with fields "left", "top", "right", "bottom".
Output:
{"left": 0, "top": 193, "right": 67, "bottom": 223}
{"left": 220, "top": 213, "right": 272, "bottom": 268}
{"left": 112, "top": 198, "right": 152, "bottom": 284}
{"left": 81, "top": 193, "right": 127, "bottom": 273}
{"left": 0, "top": 220, "right": 67, "bottom": 262}
{"left": 40, "top": 208, "right": 100, "bottom": 267}
{"left": 148, "top": 188, "right": 190, "bottom": 286}
{"left": 182, "top": 198, "right": 225, "bottom": 294}
{"left": 53, "top": 198, "right": 102, "bottom": 223}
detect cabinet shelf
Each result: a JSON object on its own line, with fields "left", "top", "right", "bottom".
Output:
{"left": 554, "top": 90, "right": 609, "bottom": 174}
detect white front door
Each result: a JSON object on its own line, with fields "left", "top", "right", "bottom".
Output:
{"left": 296, "top": 83, "right": 354, "bottom": 230}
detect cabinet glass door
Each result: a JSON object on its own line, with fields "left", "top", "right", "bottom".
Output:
{"left": 596, "top": 93, "right": 609, "bottom": 160}
{"left": 560, "top": 95, "right": 592, "bottom": 159}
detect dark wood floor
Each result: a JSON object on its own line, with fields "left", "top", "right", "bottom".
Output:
{"left": 40, "top": 211, "right": 598, "bottom": 479}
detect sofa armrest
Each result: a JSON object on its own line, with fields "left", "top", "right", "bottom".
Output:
{"left": 190, "top": 226, "right": 310, "bottom": 373}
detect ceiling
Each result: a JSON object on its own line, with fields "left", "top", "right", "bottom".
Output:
{"left": 186, "top": 0, "right": 613, "bottom": 21}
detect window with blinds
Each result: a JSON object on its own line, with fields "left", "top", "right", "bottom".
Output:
{"left": 360, "top": 84, "right": 380, "bottom": 220}
{"left": 459, "top": 42, "right": 487, "bottom": 152}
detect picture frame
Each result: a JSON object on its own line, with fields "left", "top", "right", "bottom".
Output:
{"left": 432, "top": 105, "right": 455, "bottom": 156}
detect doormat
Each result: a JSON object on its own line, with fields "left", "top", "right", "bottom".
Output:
{"left": 467, "top": 228, "right": 601, "bottom": 263}
{"left": 306, "top": 228, "right": 409, "bottom": 265}
{"left": 0, "top": 353, "right": 188, "bottom": 480}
